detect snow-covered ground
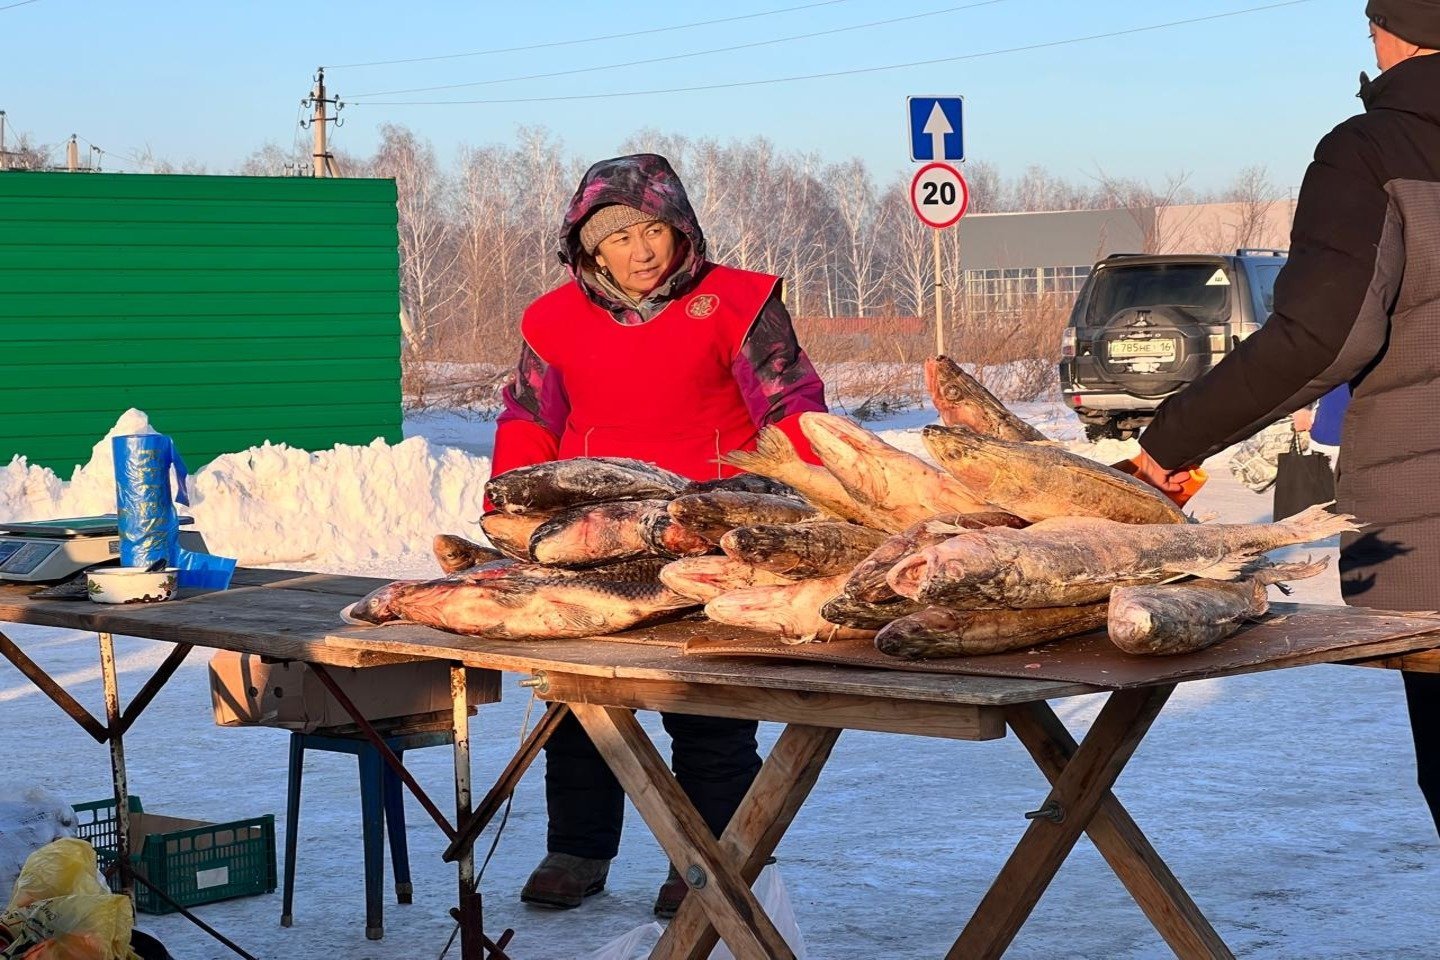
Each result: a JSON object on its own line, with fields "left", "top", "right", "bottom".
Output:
{"left": 1, "top": 403, "right": 1435, "bottom": 960}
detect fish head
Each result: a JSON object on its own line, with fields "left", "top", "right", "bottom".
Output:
{"left": 433, "top": 534, "right": 494, "bottom": 574}
{"left": 920, "top": 425, "right": 1001, "bottom": 488}
{"left": 347, "top": 581, "right": 419, "bottom": 624}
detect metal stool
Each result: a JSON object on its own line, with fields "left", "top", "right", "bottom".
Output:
{"left": 280, "top": 712, "right": 453, "bottom": 940}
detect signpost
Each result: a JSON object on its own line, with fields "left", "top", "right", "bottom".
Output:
{"left": 907, "top": 96, "right": 965, "bottom": 162}
{"left": 907, "top": 96, "right": 968, "bottom": 356}
{"left": 909, "top": 160, "right": 969, "bottom": 355}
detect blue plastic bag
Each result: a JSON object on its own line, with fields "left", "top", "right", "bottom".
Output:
{"left": 113, "top": 433, "right": 237, "bottom": 589}
{"left": 112, "top": 434, "right": 189, "bottom": 568}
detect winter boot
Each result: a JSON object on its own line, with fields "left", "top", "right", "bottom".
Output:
{"left": 520, "top": 853, "right": 610, "bottom": 910}
{"left": 653, "top": 865, "right": 688, "bottom": 919}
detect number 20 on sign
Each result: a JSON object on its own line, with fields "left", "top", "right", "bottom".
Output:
{"left": 909, "top": 161, "right": 969, "bottom": 229}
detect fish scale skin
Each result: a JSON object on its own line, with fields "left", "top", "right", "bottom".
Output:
{"left": 485, "top": 457, "right": 688, "bottom": 513}
{"left": 921, "top": 425, "right": 1187, "bottom": 525}
{"left": 888, "top": 507, "right": 1357, "bottom": 609}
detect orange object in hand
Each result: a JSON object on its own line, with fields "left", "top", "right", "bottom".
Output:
{"left": 1112, "top": 456, "right": 1208, "bottom": 508}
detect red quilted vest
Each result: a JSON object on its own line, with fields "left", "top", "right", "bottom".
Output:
{"left": 521, "top": 265, "right": 779, "bottom": 482}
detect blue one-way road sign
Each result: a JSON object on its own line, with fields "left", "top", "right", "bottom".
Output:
{"left": 908, "top": 96, "right": 964, "bottom": 162}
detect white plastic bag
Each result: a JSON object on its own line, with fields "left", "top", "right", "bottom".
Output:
{"left": 0, "top": 788, "right": 78, "bottom": 901}
{"left": 577, "top": 865, "right": 806, "bottom": 960}
{"left": 581, "top": 921, "right": 663, "bottom": 960}
{"left": 711, "top": 865, "right": 806, "bottom": 960}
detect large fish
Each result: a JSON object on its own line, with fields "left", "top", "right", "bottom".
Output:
{"left": 1108, "top": 558, "right": 1328, "bottom": 656}
{"left": 682, "top": 474, "right": 801, "bottom": 499}
{"left": 703, "top": 573, "right": 873, "bottom": 643}
{"left": 925, "top": 355, "right": 1046, "bottom": 441}
{"left": 479, "top": 511, "right": 550, "bottom": 561}
{"left": 485, "top": 457, "right": 688, "bottom": 514}
{"left": 887, "top": 505, "right": 1358, "bottom": 609}
{"left": 874, "top": 604, "right": 1109, "bottom": 659}
{"left": 799, "top": 413, "right": 992, "bottom": 531}
{"left": 347, "top": 558, "right": 695, "bottom": 639}
{"left": 719, "top": 521, "right": 888, "bottom": 578}
{"left": 844, "top": 511, "right": 1028, "bottom": 604}
{"left": 719, "top": 427, "right": 878, "bottom": 527}
{"left": 529, "top": 500, "right": 672, "bottom": 567}
{"left": 638, "top": 511, "right": 714, "bottom": 559}
{"left": 921, "top": 425, "right": 1187, "bottom": 525}
{"left": 433, "top": 534, "right": 505, "bottom": 574}
{"left": 667, "top": 491, "right": 821, "bottom": 542}
{"left": 820, "top": 592, "right": 927, "bottom": 630}
{"left": 659, "top": 556, "right": 795, "bottom": 603}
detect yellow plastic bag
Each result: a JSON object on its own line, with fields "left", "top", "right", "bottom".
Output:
{"left": 1, "top": 894, "right": 133, "bottom": 959}
{"left": 4, "top": 841, "right": 105, "bottom": 911}
{"left": 0, "top": 840, "right": 134, "bottom": 960}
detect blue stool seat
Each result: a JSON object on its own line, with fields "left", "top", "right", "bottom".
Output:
{"left": 280, "top": 714, "right": 453, "bottom": 941}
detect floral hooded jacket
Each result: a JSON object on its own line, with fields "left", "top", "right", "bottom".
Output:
{"left": 491, "top": 153, "right": 827, "bottom": 481}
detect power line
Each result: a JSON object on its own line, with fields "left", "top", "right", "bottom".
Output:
{"left": 352, "top": 0, "right": 1317, "bottom": 107}
{"left": 351, "top": 0, "right": 1010, "bottom": 99}
{"left": 330, "top": 0, "right": 859, "bottom": 69}
{"left": 0, "top": 0, "right": 44, "bottom": 11}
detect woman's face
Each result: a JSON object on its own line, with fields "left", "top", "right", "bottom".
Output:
{"left": 593, "top": 220, "right": 678, "bottom": 299}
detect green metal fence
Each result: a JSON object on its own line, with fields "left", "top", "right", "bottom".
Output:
{"left": 0, "top": 172, "right": 402, "bottom": 471}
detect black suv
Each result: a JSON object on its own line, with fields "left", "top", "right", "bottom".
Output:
{"left": 1060, "top": 249, "right": 1286, "bottom": 440}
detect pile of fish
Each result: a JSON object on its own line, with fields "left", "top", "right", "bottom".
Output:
{"left": 349, "top": 356, "right": 1358, "bottom": 659}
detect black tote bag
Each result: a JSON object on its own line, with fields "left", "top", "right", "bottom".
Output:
{"left": 1273, "top": 434, "right": 1336, "bottom": 520}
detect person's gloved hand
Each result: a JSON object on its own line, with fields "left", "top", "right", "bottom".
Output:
{"left": 1112, "top": 449, "right": 1207, "bottom": 507}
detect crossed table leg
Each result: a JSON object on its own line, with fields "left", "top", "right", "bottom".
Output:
{"left": 548, "top": 681, "right": 1229, "bottom": 959}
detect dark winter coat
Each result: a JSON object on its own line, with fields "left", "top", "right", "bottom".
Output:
{"left": 1141, "top": 54, "right": 1440, "bottom": 608}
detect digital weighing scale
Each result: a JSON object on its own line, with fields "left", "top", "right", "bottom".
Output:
{"left": 0, "top": 515, "right": 207, "bottom": 582}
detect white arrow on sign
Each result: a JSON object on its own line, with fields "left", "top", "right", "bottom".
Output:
{"left": 922, "top": 102, "right": 953, "bottom": 162}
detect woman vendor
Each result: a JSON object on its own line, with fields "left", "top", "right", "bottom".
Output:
{"left": 491, "top": 153, "right": 827, "bottom": 916}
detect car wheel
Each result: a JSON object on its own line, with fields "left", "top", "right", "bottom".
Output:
{"left": 1084, "top": 421, "right": 1119, "bottom": 442}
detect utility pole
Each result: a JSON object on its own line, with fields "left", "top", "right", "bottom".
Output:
{"left": 0, "top": 111, "right": 7, "bottom": 171}
{"left": 301, "top": 68, "right": 343, "bottom": 178}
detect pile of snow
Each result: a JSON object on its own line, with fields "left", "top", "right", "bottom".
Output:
{"left": 0, "top": 409, "right": 493, "bottom": 567}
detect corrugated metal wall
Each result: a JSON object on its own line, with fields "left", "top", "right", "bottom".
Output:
{"left": 0, "top": 172, "right": 402, "bottom": 471}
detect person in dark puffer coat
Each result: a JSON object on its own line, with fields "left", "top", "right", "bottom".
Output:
{"left": 1130, "top": 2, "right": 1440, "bottom": 838}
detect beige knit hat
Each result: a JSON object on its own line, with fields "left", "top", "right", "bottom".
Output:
{"left": 579, "top": 204, "right": 657, "bottom": 254}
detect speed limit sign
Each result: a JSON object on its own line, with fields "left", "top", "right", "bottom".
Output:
{"left": 909, "top": 161, "right": 969, "bottom": 229}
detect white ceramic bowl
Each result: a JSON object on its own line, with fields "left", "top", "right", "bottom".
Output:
{"left": 86, "top": 567, "right": 179, "bottom": 604}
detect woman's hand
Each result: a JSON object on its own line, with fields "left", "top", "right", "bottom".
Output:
{"left": 1292, "top": 407, "right": 1315, "bottom": 432}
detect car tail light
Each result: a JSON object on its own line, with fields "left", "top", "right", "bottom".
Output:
{"left": 1061, "top": 327, "right": 1076, "bottom": 358}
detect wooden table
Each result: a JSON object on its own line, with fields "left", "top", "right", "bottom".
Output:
{"left": 3, "top": 570, "right": 1438, "bottom": 960}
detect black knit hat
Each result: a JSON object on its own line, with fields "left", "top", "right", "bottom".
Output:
{"left": 1367, "top": 0, "right": 1440, "bottom": 49}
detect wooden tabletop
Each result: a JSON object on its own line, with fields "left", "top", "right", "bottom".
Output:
{"left": 5, "top": 568, "right": 1436, "bottom": 705}
{"left": 0, "top": 569, "right": 1098, "bottom": 707}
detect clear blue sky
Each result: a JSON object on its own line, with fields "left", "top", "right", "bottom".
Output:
{"left": 3, "top": 0, "right": 1370, "bottom": 194}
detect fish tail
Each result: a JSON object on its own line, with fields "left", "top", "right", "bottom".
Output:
{"left": 1276, "top": 503, "right": 1362, "bottom": 543}
{"left": 1249, "top": 555, "right": 1330, "bottom": 588}
{"left": 722, "top": 426, "right": 799, "bottom": 475}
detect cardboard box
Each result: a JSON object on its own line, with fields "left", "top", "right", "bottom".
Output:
{"left": 208, "top": 651, "right": 500, "bottom": 733}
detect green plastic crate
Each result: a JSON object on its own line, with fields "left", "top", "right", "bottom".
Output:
{"left": 72, "top": 795, "right": 276, "bottom": 915}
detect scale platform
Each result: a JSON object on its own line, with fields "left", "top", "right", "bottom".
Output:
{"left": 0, "top": 515, "right": 206, "bottom": 583}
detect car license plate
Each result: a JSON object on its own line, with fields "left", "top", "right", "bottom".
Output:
{"left": 1109, "top": 338, "right": 1177, "bottom": 361}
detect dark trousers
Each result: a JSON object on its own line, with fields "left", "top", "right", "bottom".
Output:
{"left": 543, "top": 710, "right": 762, "bottom": 861}
{"left": 1403, "top": 670, "right": 1440, "bottom": 838}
